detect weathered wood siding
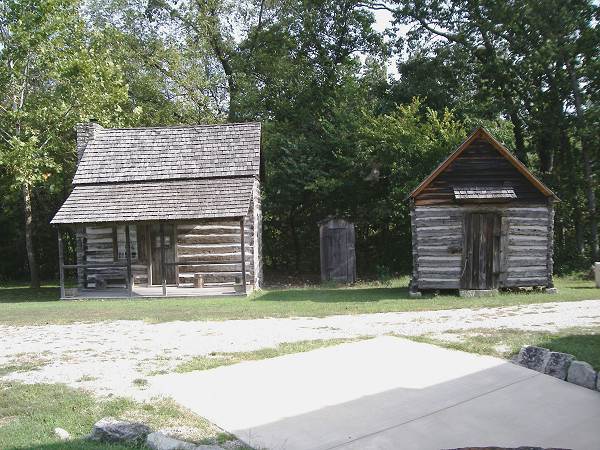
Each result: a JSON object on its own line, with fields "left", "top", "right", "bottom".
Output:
{"left": 82, "top": 225, "right": 148, "bottom": 288}
{"left": 412, "top": 205, "right": 552, "bottom": 290}
{"left": 416, "top": 138, "right": 547, "bottom": 206}
{"left": 319, "top": 219, "right": 357, "bottom": 284}
{"left": 176, "top": 218, "right": 253, "bottom": 287}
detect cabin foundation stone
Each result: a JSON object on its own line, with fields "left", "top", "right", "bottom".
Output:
{"left": 459, "top": 289, "right": 498, "bottom": 298}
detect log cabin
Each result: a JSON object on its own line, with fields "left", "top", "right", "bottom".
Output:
{"left": 408, "top": 127, "right": 559, "bottom": 295}
{"left": 51, "top": 121, "right": 262, "bottom": 298}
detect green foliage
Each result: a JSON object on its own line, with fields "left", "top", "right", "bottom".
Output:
{"left": 0, "top": 0, "right": 597, "bottom": 281}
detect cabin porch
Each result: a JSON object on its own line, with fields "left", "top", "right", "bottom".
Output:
{"left": 61, "top": 285, "right": 253, "bottom": 299}
{"left": 56, "top": 217, "right": 254, "bottom": 299}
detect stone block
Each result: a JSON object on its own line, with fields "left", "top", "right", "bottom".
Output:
{"left": 543, "top": 351, "right": 575, "bottom": 380}
{"left": 567, "top": 360, "right": 597, "bottom": 390}
{"left": 516, "top": 346, "right": 549, "bottom": 372}
{"left": 146, "top": 432, "right": 197, "bottom": 450}
{"left": 459, "top": 289, "right": 498, "bottom": 298}
{"left": 86, "top": 418, "right": 150, "bottom": 445}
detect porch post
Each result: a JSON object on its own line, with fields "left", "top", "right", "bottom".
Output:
{"left": 239, "top": 218, "right": 247, "bottom": 294}
{"left": 160, "top": 222, "right": 167, "bottom": 296}
{"left": 125, "top": 224, "right": 133, "bottom": 298}
{"left": 57, "top": 228, "right": 66, "bottom": 299}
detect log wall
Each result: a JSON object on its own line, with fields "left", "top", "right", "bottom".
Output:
{"left": 175, "top": 218, "right": 254, "bottom": 287}
{"left": 412, "top": 204, "right": 552, "bottom": 290}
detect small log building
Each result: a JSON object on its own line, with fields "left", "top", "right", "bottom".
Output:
{"left": 408, "top": 127, "right": 558, "bottom": 294}
{"left": 51, "top": 122, "right": 262, "bottom": 298}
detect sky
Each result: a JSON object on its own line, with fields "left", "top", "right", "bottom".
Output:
{"left": 371, "top": 7, "right": 402, "bottom": 79}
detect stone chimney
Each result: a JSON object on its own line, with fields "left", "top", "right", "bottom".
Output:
{"left": 76, "top": 119, "right": 103, "bottom": 163}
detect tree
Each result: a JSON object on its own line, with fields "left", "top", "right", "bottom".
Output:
{"left": 390, "top": 0, "right": 600, "bottom": 263}
{"left": 0, "top": 0, "right": 129, "bottom": 286}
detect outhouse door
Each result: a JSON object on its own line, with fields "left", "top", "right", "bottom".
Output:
{"left": 150, "top": 224, "right": 177, "bottom": 285}
{"left": 461, "top": 212, "right": 501, "bottom": 289}
{"left": 322, "top": 226, "right": 356, "bottom": 282}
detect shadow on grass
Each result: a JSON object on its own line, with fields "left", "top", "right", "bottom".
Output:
{"left": 0, "top": 287, "right": 59, "bottom": 303}
{"left": 257, "top": 286, "right": 415, "bottom": 303}
{"left": 539, "top": 333, "right": 600, "bottom": 371}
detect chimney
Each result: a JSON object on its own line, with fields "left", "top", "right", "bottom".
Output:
{"left": 76, "top": 119, "right": 103, "bottom": 163}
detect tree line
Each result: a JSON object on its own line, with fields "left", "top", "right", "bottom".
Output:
{"left": 1, "top": 0, "right": 598, "bottom": 286}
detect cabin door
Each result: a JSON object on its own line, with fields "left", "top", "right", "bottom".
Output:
{"left": 461, "top": 212, "right": 501, "bottom": 289}
{"left": 150, "top": 224, "right": 176, "bottom": 285}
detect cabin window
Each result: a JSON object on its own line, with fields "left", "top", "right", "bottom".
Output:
{"left": 113, "top": 225, "right": 138, "bottom": 261}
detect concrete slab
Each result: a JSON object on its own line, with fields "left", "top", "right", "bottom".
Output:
{"left": 150, "top": 336, "right": 600, "bottom": 450}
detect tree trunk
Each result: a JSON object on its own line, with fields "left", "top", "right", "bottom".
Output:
{"left": 509, "top": 110, "right": 527, "bottom": 162}
{"left": 22, "top": 183, "right": 40, "bottom": 288}
{"left": 567, "top": 61, "right": 598, "bottom": 261}
{"left": 581, "top": 147, "right": 598, "bottom": 260}
{"left": 575, "top": 206, "right": 585, "bottom": 256}
{"left": 288, "top": 211, "right": 300, "bottom": 273}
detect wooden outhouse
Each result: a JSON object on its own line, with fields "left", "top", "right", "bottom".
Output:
{"left": 51, "top": 121, "right": 262, "bottom": 298}
{"left": 408, "top": 127, "right": 558, "bottom": 294}
{"left": 319, "top": 218, "right": 356, "bottom": 283}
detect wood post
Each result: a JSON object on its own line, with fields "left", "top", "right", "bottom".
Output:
{"left": 125, "top": 224, "right": 133, "bottom": 297}
{"left": 160, "top": 222, "right": 167, "bottom": 296}
{"left": 240, "top": 218, "right": 247, "bottom": 294}
{"left": 547, "top": 199, "right": 555, "bottom": 288}
{"left": 57, "top": 228, "right": 66, "bottom": 299}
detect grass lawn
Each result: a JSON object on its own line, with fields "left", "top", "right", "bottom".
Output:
{"left": 409, "top": 326, "right": 600, "bottom": 371}
{"left": 174, "top": 338, "right": 361, "bottom": 373}
{"left": 0, "top": 382, "right": 237, "bottom": 450}
{"left": 0, "top": 276, "right": 599, "bottom": 326}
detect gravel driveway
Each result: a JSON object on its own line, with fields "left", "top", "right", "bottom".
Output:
{"left": 1, "top": 299, "right": 599, "bottom": 399}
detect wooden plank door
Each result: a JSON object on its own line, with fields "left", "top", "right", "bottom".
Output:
{"left": 324, "top": 227, "right": 349, "bottom": 282}
{"left": 150, "top": 224, "right": 176, "bottom": 285}
{"left": 461, "top": 213, "right": 501, "bottom": 289}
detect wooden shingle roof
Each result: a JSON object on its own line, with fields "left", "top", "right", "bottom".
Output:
{"left": 51, "top": 178, "right": 254, "bottom": 224}
{"left": 52, "top": 122, "right": 261, "bottom": 224}
{"left": 73, "top": 122, "right": 261, "bottom": 184}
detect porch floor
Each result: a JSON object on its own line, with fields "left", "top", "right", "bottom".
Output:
{"left": 62, "top": 285, "right": 250, "bottom": 299}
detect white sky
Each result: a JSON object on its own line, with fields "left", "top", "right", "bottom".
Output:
{"left": 371, "top": 7, "right": 402, "bottom": 79}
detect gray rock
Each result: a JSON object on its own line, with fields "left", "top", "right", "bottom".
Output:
{"left": 146, "top": 432, "right": 198, "bottom": 450}
{"left": 516, "top": 346, "right": 549, "bottom": 372}
{"left": 54, "top": 427, "right": 70, "bottom": 441}
{"left": 543, "top": 351, "right": 575, "bottom": 380}
{"left": 86, "top": 417, "right": 151, "bottom": 445}
{"left": 567, "top": 360, "right": 598, "bottom": 390}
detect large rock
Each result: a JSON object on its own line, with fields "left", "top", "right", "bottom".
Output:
{"left": 146, "top": 432, "right": 198, "bottom": 450}
{"left": 543, "top": 351, "right": 575, "bottom": 380}
{"left": 566, "top": 361, "right": 598, "bottom": 390}
{"left": 516, "top": 346, "right": 549, "bottom": 372}
{"left": 86, "top": 417, "right": 151, "bottom": 445}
